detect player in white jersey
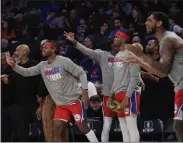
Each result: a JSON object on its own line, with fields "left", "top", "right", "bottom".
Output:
{"left": 124, "top": 12, "right": 183, "bottom": 142}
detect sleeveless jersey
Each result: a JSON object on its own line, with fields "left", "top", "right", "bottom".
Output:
{"left": 159, "top": 31, "right": 183, "bottom": 92}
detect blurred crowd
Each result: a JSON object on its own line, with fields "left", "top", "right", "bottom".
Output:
{"left": 1, "top": 0, "right": 183, "bottom": 142}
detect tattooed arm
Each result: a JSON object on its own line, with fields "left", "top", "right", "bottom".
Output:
{"left": 139, "top": 38, "right": 175, "bottom": 78}
{"left": 124, "top": 38, "right": 176, "bottom": 78}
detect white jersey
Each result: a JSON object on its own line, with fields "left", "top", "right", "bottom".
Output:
{"left": 159, "top": 31, "right": 183, "bottom": 91}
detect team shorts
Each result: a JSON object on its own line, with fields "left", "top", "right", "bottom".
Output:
{"left": 103, "top": 92, "right": 140, "bottom": 117}
{"left": 54, "top": 99, "right": 87, "bottom": 124}
{"left": 174, "top": 89, "right": 183, "bottom": 120}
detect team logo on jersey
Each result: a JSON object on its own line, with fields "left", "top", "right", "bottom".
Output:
{"left": 45, "top": 67, "right": 61, "bottom": 81}
{"left": 108, "top": 57, "right": 123, "bottom": 68}
{"left": 124, "top": 107, "right": 130, "bottom": 114}
{"left": 74, "top": 114, "right": 81, "bottom": 121}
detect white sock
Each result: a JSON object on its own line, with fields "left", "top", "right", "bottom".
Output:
{"left": 118, "top": 117, "right": 131, "bottom": 142}
{"left": 126, "top": 115, "right": 140, "bottom": 142}
{"left": 101, "top": 117, "right": 113, "bottom": 142}
{"left": 85, "top": 130, "right": 99, "bottom": 142}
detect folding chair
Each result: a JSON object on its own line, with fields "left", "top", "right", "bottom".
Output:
{"left": 137, "top": 116, "right": 164, "bottom": 141}
{"left": 163, "top": 119, "right": 178, "bottom": 141}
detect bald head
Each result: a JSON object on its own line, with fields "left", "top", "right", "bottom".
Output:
{"left": 15, "top": 45, "right": 30, "bottom": 62}
{"left": 17, "top": 44, "right": 30, "bottom": 55}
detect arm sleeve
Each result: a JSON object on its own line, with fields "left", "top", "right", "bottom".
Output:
{"left": 63, "top": 58, "right": 88, "bottom": 90}
{"left": 13, "top": 62, "right": 41, "bottom": 77}
{"left": 126, "top": 64, "right": 140, "bottom": 97}
{"left": 75, "top": 42, "right": 103, "bottom": 63}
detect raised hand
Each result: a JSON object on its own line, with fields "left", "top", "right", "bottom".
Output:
{"left": 6, "top": 56, "right": 15, "bottom": 68}
{"left": 63, "top": 31, "right": 75, "bottom": 42}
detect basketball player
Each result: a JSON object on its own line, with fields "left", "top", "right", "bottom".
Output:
{"left": 6, "top": 41, "right": 99, "bottom": 142}
{"left": 64, "top": 31, "right": 126, "bottom": 141}
{"left": 124, "top": 12, "right": 183, "bottom": 142}
{"left": 64, "top": 31, "right": 120, "bottom": 142}
{"left": 110, "top": 33, "right": 142, "bottom": 141}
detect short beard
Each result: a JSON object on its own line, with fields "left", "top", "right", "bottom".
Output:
{"left": 152, "top": 27, "right": 156, "bottom": 33}
{"left": 147, "top": 27, "right": 156, "bottom": 35}
{"left": 43, "top": 53, "right": 52, "bottom": 58}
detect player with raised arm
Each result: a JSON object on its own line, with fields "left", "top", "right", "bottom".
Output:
{"left": 64, "top": 31, "right": 120, "bottom": 142}
{"left": 124, "top": 12, "right": 183, "bottom": 142}
{"left": 6, "top": 41, "right": 99, "bottom": 142}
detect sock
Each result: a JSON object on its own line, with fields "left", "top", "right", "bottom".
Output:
{"left": 85, "top": 130, "right": 99, "bottom": 142}
{"left": 118, "top": 117, "right": 131, "bottom": 142}
{"left": 101, "top": 116, "right": 112, "bottom": 142}
{"left": 126, "top": 115, "right": 140, "bottom": 141}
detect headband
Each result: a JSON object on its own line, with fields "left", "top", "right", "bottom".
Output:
{"left": 43, "top": 42, "right": 57, "bottom": 51}
{"left": 115, "top": 31, "right": 131, "bottom": 41}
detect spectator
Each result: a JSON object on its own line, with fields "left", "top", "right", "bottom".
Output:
{"left": 112, "top": 9, "right": 121, "bottom": 20}
{"left": 87, "top": 15, "right": 96, "bottom": 34}
{"left": 120, "top": 0, "right": 133, "bottom": 17}
{"left": 10, "top": 45, "right": 42, "bottom": 141}
{"left": 67, "top": 9, "right": 78, "bottom": 32}
{"left": 132, "top": 35, "right": 141, "bottom": 44}
{"left": 57, "top": 10, "right": 70, "bottom": 30}
{"left": 76, "top": 18, "right": 88, "bottom": 36}
{"left": 169, "top": 15, "right": 183, "bottom": 37}
{"left": 130, "top": 6, "right": 145, "bottom": 38}
{"left": 140, "top": 39, "right": 174, "bottom": 123}
{"left": 76, "top": 33, "right": 85, "bottom": 43}
{"left": 109, "top": 17, "right": 127, "bottom": 37}
{"left": 93, "top": 7, "right": 108, "bottom": 31}
{"left": 83, "top": 35, "right": 95, "bottom": 49}
{"left": 80, "top": 1, "right": 95, "bottom": 20}
{"left": 46, "top": 9, "right": 58, "bottom": 29}
{"left": 55, "top": 36, "right": 69, "bottom": 57}
{"left": 1, "top": 20, "right": 16, "bottom": 40}
{"left": 1, "top": 50, "right": 17, "bottom": 142}
{"left": 94, "top": 21, "right": 109, "bottom": 50}
{"left": 79, "top": 81, "right": 102, "bottom": 112}
{"left": 80, "top": 35, "right": 102, "bottom": 83}
{"left": 13, "top": 13, "right": 27, "bottom": 39}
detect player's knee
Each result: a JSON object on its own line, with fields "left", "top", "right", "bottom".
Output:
{"left": 53, "top": 120, "right": 66, "bottom": 135}
{"left": 103, "top": 117, "right": 112, "bottom": 132}
{"left": 103, "top": 122, "right": 111, "bottom": 132}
